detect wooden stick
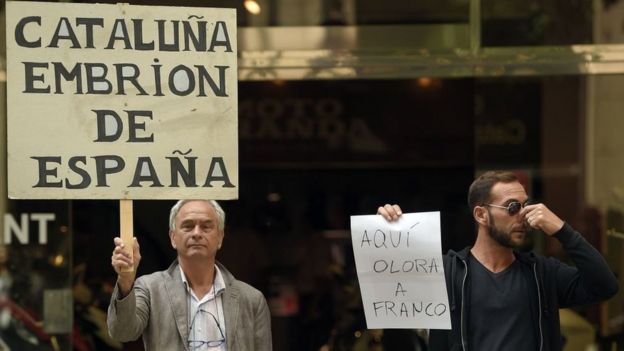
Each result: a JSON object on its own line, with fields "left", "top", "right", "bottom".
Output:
{"left": 119, "top": 199, "right": 134, "bottom": 272}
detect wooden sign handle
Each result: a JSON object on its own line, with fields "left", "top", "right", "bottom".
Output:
{"left": 120, "top": 199, "right": 134, "bottom": 272}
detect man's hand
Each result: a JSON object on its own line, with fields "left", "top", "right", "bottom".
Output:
{"left": 377, "top": 204, "right": 403, "bottom": 221}
{"left": 111, "top": 237, "right": 141, "bottom": 297}
{"left": 521, "top": 204, "right": 564, "bottom": 236}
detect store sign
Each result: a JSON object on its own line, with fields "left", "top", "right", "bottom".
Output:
{"left": 350, "top": 212, "right": 451, "bottom": 329}
{"left": 6, "top": 1, "right": 238, "bottom": 199}
{"left": 4, "top": 213, "right": 56, "bottom": 244}
{"left": 240, "top": 98, "right": 387, "bottom": 152}
{"left": 238, "top": 80, "right": 475, "bottom": 167}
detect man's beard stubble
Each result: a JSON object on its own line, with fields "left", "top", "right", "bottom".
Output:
{"left": 487, "top": 223, "right": 516, "bottom": 249}
{"left": 486, "top": 209, "right": 528, "bottom": 249}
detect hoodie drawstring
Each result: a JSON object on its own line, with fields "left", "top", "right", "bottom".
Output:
{"left": 450, "top": 257, "right": 457, "bottom": 311}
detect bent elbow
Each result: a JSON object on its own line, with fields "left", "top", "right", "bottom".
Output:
{"left": 593, "top": 274, "right": 620, "bottom": 301}
{"left": 107, "top": 324, "right": 141, "bottom": 343}
{"left": 107, "top": 314, "right": 143, "bottom": 342}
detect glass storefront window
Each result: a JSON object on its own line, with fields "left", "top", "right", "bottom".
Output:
{"left": 1, "top": 201, "right": 72, "bottom": 351}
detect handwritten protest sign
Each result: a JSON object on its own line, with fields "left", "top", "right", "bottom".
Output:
{"left": 350, "top": 212, "right": 451, "bottom": 329}
{"left": 6, "top": 1, "right": 238, "bottom": 199}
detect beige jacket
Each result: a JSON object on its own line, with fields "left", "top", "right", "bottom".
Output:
{"left": 107, "top": 261, "right": 272, "bottom": 351}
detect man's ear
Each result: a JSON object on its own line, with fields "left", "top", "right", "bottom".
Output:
{"left": 169, "top": 230, "right": 176, "bottom": 249}
{"left": 218, "top": 230, "right": 224, "bottom": 249}
{"left": 473, "top": 206, "right": 489, "bottom": 226}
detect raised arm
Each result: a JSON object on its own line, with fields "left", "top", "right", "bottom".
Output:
{"left": 522, "top": 204, "right": 618, "bottom": 305}
{"left": 107, "top": 237, "right": 149, "bottom": 342}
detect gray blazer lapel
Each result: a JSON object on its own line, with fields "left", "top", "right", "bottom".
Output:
{"left": 164, "top": 262, "right": 190, "bottom": 350}
{"left": 223, "top": 282, "right": 240, "bottom": 350}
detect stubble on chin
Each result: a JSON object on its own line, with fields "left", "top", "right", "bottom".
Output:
{"left": 487, "top": 225, "right": 518, "bottom": 249}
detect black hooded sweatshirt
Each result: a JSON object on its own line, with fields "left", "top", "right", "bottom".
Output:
{"left": 429, "top": 223, "right": 619, "bottom": 351}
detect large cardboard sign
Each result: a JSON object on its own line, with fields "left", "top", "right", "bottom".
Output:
{"left": 350, "top": 212, "right": 451, "bottom": 329}
{"left": 6, "top": 1, "right": 238, "bottom": 199}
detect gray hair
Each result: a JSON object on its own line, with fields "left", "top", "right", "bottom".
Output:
{"left": 169, "top": 200, "right": 226, "bottom": 231}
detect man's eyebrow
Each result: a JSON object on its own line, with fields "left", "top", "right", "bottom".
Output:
{"left": 502, "top": 198, "right": 529, "bottom": 205}
{"left": 180, "top": 218, "right": 214, "bottom": 224}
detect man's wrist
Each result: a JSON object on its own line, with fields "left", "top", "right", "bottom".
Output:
{"left": 544, "top": 219, "right": 565, "bottom": 236}
{"left": 117, "top": 277, "right": 134, "bottom": 298}
{"left": 552, "top": 222, "right": 575, "bottom": 243}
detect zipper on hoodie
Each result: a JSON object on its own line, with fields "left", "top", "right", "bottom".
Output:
{"left": 460, "top": 258, "right": 468, "bottom": 350}
{"left": 533, "top": 263, "right": 544, "bottom": 351}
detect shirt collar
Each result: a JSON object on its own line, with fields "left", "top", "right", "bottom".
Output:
{"left": 179, "top": 264, "right": 226, "bottom": 296}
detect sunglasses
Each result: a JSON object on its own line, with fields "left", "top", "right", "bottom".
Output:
{"left": 485, "top": 201, "right": 529, "bottom": 216}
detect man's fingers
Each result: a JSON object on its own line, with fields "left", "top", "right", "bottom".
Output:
{"left": 112, "top": 251, "right": 137, "bottom": 274}
{"left": 377, "top": 206, "right": 386, "bottom": 216}
{"left": 112, "top": 256, "right": 129, "bottom": 274}
{"left": 520, "top": 203, "right": 564, "bottom": 235}
{"left": 112, "top": 236, "right": 136, "bottom": 272}
{"left": 111, "top": 237, "right": 140, "bottom": 284}
{"left": 520, "top": 203, "right": 546, "bottom": 218}
{"left": 113, "top": 245, "right": 130, "bottom": 258}
{"left": 112, "top": 260, "right": 129, "bottom": 271}
{"left": 131, "top": 238, "right": 142, "bottom": 266}
{"left": 377, "top": 204, "right": 403, "bottom": 221}
{"left": 132, "top": 238, "right": 141, "bottom": 255}
{"left": 112, "top": 252, "right": 132, "bottom": 266}
{"left": 389, "top": 204, "right": 402, "bottom": 216}
{"left": 524, "top": 205, "right": 549, "bottom": 223}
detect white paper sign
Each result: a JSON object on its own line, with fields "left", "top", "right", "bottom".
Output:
{"left": 350, "top": 212, "right": 451, "bottom": 329}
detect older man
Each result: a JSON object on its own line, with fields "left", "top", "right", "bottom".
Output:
{"left": 378, "top": 171, "right": 618, "bottom": 351}
{"left": 108, "top": 200, "right": 272, "bottom": 350}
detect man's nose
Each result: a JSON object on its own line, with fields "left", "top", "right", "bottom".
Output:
{"left": 517, "top": 213, "right": 528, "bottom": 226}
